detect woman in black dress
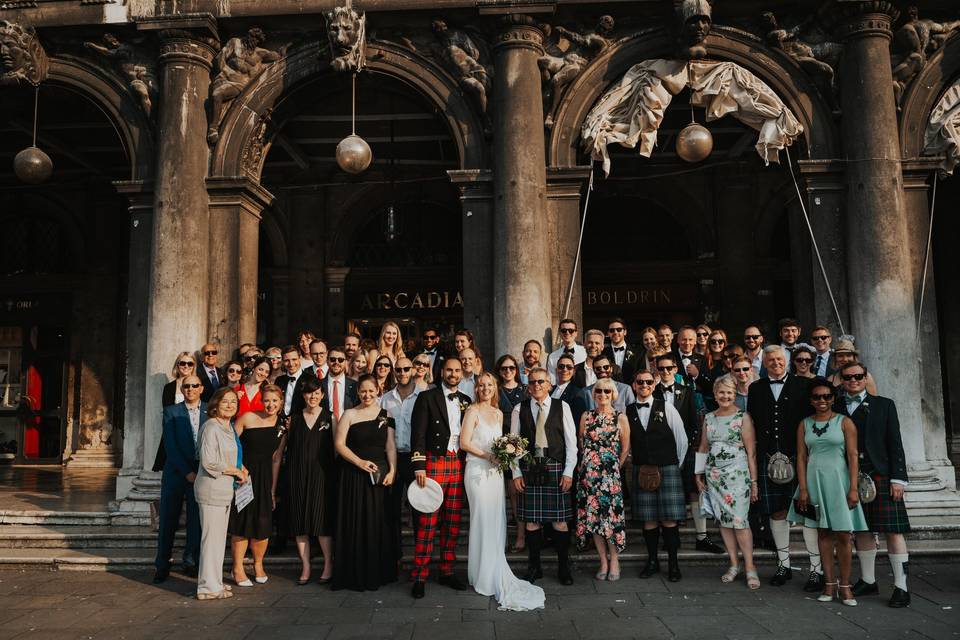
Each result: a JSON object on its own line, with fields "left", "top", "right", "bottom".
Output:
{"left": 333, "top": 374, "right": 398, "bottom": 591}
{"left": 227, "top": 383, "right": 282, "bottom": 586}
{"left": 278, "top": 375, "right": 337, "bottom": 585}
{"left": 495, "top": 353, "right": 527, "bottom": 553}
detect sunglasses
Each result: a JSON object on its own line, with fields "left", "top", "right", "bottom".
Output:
{"left": 227, "top": 368, "right": 242, "bottom": 374}
{"left": 328, "top": 357, "right": 345, "bottom": 363}
{"left": 608, "top": 327, "right": 625, "bottom": 333}
{"left": 529, "top": 379, "right": 549, "bottom": 386}
{"left": 559, "top": 327, "right": 576, "bottom": 334}
{"left": 395, "top": 366, "right": 412, "bottom": 373}
{"left": 267, "top": 355, "right": 281, "bottom": 361}
{"left": 811, "top": 393, "right": 835, "bottom": 401}
{"left": 722, "top": 353, "right": 741, "bottom": 359}
{"left": 842, "top": 373, "right": 866, "bottom": 381}
{"left": 595, "top": 364, "right": 612, "bottom": 371}
{"left": 709, "top": 338, "right": 726, "bottom": 345}
{"left": 794, "top": 358, "right": 813, "bottom": 364}
{"left": 244, "top": 355, "right": 258, "bottom": 361}
{"left": 594, "top": 388, "right": 613, "bottom": 395}
{"left": 744, "top": 334, "right": 762, "bottom": 340}
{"left": 657, "top": 366, "right": 676, "bottom": 372}
{"left": 424, "top": 335, "right": 439, "bottom": 340}
{"left": 634, "top": 379, "right": 656, "bottom": 386}
{"left": 811, "top": 335, "right": 831, "bottom": 341}
{"left": 696, "top": 332, "right": 709, "bottom": 337}
{"left": 375, "top": 362, "right": 391, "bottom": 369}
{"left": 556, "top": 364, "right": 574, "bottom": 371}
{"left": 178, "top": 361, "right": 195, "bottom": 367}
{"left": 182, "top": 383, "right": 202, "bottom": 389}
{"left": 733, "top": 367, "right": 751, "bottom": 373}
{"left": 500, "top": 365, "right": 517, "bottom": 371}
{"left": 414, "top": 361, "right": 430, "bottom": 367}
{"left": 202, "top": 350, "right": 218, "bottom": 356}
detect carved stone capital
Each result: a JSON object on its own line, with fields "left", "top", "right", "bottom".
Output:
{"left": 0, "top": 20, "right": 49, "bottom": 85}
{"left": 137, "top": 15, "right": 219, "bottom": 69}
{"left": 493, "top": 15, "right": 543, "bottom": 54}
{"left": 832, "top": 1, "right": 899, "bottom": 41}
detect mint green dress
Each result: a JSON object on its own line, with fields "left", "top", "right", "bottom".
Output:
{"left": 788, "top": 415, "right": 868, "bottom": 531}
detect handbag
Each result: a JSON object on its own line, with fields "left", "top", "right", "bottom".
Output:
{"left": 636, "top": 465, "right": 662, "bottom": 492}
{"left": 858, "top": 471, "right": 877, "bottom": 504}
{"left": 766, "top": 451, "right": 795, "bottom": 485}
{"left": 792, "top": 498, "right": 818, "bottom": 521}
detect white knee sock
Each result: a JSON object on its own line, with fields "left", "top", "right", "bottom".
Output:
{"left": 857, "top": 548, "right": 877, "bottom": 584}
{"left": 802, "top": 526, "right": 822, "bottom": 574}
{"left": 689, "top": 499, "right": 707, "bottom": 539}
{"left": 889, "top": 553, "right": 909, "bottom": 591}
{"left": 769, "top": 518, "right": 791, "bottom": 568}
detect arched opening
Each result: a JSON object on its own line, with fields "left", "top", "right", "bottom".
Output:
{"left": 0, "top": 83, "right": 130, "bottom": 464}
{"left": 257, "top": 70, "right": 464, "bottom": 345}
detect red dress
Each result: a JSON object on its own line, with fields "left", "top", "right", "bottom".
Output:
{"left": 234, "top": 384, "right": 264, "bottom": 419}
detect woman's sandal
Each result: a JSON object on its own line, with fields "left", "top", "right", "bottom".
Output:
{"left": 745, "top": 570, "right": 760, "bottom": 590}
{"left": 721, "top": 565, "right": 741, "bottom": 583}
{"left": 818, "top": 581, "right": 838, "bottom": 602}
{"left": 839, "top": 584, "right": 858, "bottom": 607}
{"left": 197, "top": 589, "right": 233, "bottom": 600}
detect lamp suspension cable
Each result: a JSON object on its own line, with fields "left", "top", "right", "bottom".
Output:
{"left": 916, "top": 176, "right": 937, "bottom": 348}
{"left": 32, "top": 84, "right": 39, "bottom": 147}
{"left": 785, "top": 146, "right": 845, "bottom": 335}
{"left": 351, "top": 71, "right": 357, "bottom": 136}
{"left": 561, "top": 166, "right": 595, "bottom": 321}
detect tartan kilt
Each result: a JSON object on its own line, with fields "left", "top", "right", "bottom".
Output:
{"left": 631, "top": 463, "right": 686, "bottom": 523}
{"left": 518, "top": 459, "right": 573, "bottom": 523}
{"left": 862, "top": 474, "right": 911, "bottom": 533}
{"left": 758, "top": 454, "right": 797, "bottom": 516}
{"left": 681, "top": 448, "right": 698, "bottom": 496}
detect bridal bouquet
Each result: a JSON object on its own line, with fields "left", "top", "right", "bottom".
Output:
{"left": 490, "top": 433, "right": 531, "bottom": 474}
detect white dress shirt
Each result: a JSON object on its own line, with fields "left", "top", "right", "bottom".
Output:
{"left": 633, "top": 399, "right": 688, "bottom": 462}
{"left": 845, "top": 390, "right": 866, "bottom": 415}
{"left": 552, "top": 381, "right": 570, "bottom": 400}
{"left": 380, "top": 385, "right": 420, "bottom": 452}
{"left": 283, "top": 369, "right": 303, "bottom": 416}
{"left": 768, "top": 375, "right": 787, "bottom": 402}
{"left": 509, "top": 396, "right": 578, "bottom": 479}
{"left": 547, "top": 344, "right": 587, "bottom": 382}
{"left": 610, "top": 343, "right": 627, "bottom": 367}
{"left": 444, "top": 387, "right": 464, "bottom": 452}
{"left": 747, "top": 350, "right": 763, "bottom": 375}
{"left": 326, "top": 373, "right": 347, "bottom": 419}
{"left": 814, "top": 350, "right": 832, "bottom": 377}
{"left": 459, "top": 374, "right": 476, "bottom": 401}
{"left": 187, "top": 403, "right": 202, "bottom": 459}
{"left": 660, "top": 382, "right": 677, "bottom": 407}
{"left": 583, "top": 363, "right": 597, "bottom": 388}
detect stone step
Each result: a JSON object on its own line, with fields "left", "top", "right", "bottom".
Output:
{"left": 1, "top": 539, "right": 957, "bottom": 572}
{"left": 0, "top": 510, "right": 152, "bottom": 527}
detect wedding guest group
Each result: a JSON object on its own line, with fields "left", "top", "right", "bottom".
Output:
{"left": 152, "top": 315, "right": 911, "bottom": 609}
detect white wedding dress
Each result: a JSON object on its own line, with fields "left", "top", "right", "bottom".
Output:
{"left": 464, "top": 411, "right": 545, "bottom": 611}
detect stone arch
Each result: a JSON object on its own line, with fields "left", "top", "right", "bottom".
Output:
{"left": 46, "top": 55, "right": 154, "bottom": 181}
{"left": 259, "top": 211, "right": 288, "bottom": 269}
{"left": 548, "top": 26, "right": 839, "bottom": 168}
{"left": 900, "top": 33, "right": 960, "bottom": 159}
{"left": 212, "top": 39, "right": 487, "bottom": 179}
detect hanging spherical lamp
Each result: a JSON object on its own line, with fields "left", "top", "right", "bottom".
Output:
{"left": 336, "top": 134, "right": 372, "bottom": 174}
{"left": 14, "top": 85, "right": 53, "bottom": 184}
{"left": 676, "top": 122, "right": 713, "bottom": 163}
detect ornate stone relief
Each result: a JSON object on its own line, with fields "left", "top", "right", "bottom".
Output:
{"left": 325, "top": 3, "right": 365, "bottom": 73}
{"left": 758, "top": 11, "right": 843, "bottom": 111}
{"left": 924, "top": 82, "right": 960, "bottom": 177}
{"left": 207, "top": 26, "right": 284, "bottom": 144}
{"left": 0, "top": 19, "right": 48, "bottom": 85}
{"left": 241, "top": 107, "right": 272, "bottom": 178}
{"left": 891, "top": 6, "right": 960, "bottom": 105}
{"left": 539, "top": 15, "right": 615, "bottom": 127}
{"left": 674, "top": 0, "right": 712, "bottom": 59}
{"left": 431, "top": 18, "right": 492, "bottom": 123}
{"left": 83, "top": 33, "right": 157, "bottom": 118}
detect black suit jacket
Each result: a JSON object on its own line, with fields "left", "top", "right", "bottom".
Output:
{"left": 654, "top": 382, "right": 700, "bottom": 443}
{"left": 675, "top": 351, "right": 710, "bottom": 394}
{"left": 319, "top": 374, "right": 359, "bottom": 415}
{"left": 411, "top": 385, "right": 471, "bottom": 471}
{"left": 196, "top": 366, "right": 224, "bottom": 403}
{"left": 834, "top": 393, "right": 908, "bottom": 482}
{"left": 746, "top": 375, "right": 813, "bottom": 458}
{"left": 423, "top": 349, "right": 446, "bottom": 386}
{"left": 603, "top": 344, "right": 641, "bottom": 383}
{"left": 557, "top": 382, "right": 589, "bottom": 427}
{"left": 276, "top": 371, "right": 318, "bottom": 417}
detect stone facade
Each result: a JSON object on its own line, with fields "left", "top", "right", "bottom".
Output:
{"left": 0, "top": 1, "right": 959, "bottom": 519}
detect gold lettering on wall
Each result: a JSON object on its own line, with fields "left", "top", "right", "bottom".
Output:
{"left": 354, "top": 290, "right": 464, "bottom": 311}
{"left": 583, "top": 285, "right": 694, "bottom": 309}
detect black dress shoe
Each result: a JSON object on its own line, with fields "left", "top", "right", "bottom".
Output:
{"left": 558, "top": 564, "right": 574, "bottom": 586}
{"left": 667, "top": 562, "right": 682, "bottom": 582}
{"left": 639, "top": 561, "right": 660, "bottom": 579}
{"left": 852, "top": 579, "right": 879, "bottom": 597}
{"left": 888, "top": 587, "right": 911, "bottom": 608}
{"left": 152, "top": 569, "right": 169, "bottom": 584}
{"left": 803, "top": 572, "right": 824, "bottom": 593}
{"left": 438, "top": 574, "right": 467, "bottom": 591}
{"left": 769, "top": 565, "right": 793, "bottom": 586}
{"left": 524, "top": 566, "right": 543, "bottom": 583}
{"left": 695, "top": 535, "right": 725, "bottom": 554}
{"left": 412, "top": 581, "right": 425, "bottom": 599}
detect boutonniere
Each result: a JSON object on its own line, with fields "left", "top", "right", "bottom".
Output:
{"left": 861, "top": 400, "right": 870, "bottom": 416}
{"left": 319, "top": 419, "right": 332, "bottom": 431}
{"left": 458, "top": 398, "right": 469, "bottom": 413}
{"left": 655, "top": 410, "right": 665, "bottom": 420}
{"left": 377, "top": 415, "right": 389, "bottom": 430}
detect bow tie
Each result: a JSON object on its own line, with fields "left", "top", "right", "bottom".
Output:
{"left": 846, "top": 395, "right": 863, "bottom": 404}
{"left": 637, "top": 402, "right": 650, "bottom": 408}
{"left": 662, "top": 385, "right": 674, "bottom": 393}
{"left": 613, "top": 346, "right": 625, "bottom": 352}
{"left": 564, "top": 348, "right": 575, "bottom": 355}
{"left": 424, "top": 349, "right": 436, "bottom": 355}
{"left": 770, "top": 379, "right": 786, "bottom": 385}
{"left": 447, "top": 392, "right": 458, "bottom": 401}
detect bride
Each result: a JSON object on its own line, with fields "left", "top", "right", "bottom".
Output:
{"left": 460, "top": 372, "right": 545, "bottom": 611}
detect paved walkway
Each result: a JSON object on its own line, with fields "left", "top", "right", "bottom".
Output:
{"left": 0, "top": 466, "right": 115, "bottom": 513}
{"left": 0, "top": 561, "right": 957, "bottom": 640}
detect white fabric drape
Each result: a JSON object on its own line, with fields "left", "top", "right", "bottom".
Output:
{"left": 924, "top": 83, "right": 960, "bottom": 177}
{"left": 581, "top": 59, "right": 804, "bottom": 175}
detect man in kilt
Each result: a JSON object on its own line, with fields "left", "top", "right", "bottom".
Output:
{"left": 410, "top": 357, "right": 471, "bottom": 598}
{"left": 747, "top": 345, "right": 815, "bottom": 588}
{"left": 629, "top": 369, "right": 688, "bottom": 581}
{"left": 836, "top": 362, "right": 912, "bottom": 607}
{"left": 510, "top": 367, "right": 578, "bottom": 585}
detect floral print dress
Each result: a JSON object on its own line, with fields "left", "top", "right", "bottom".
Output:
{"left": 576, "top": 410, "right": 626, "bottom": 551}
{"left": 703, "top": 411, "right": 751, "bottom": 529}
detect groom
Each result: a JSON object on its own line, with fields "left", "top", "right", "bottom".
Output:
{"left": 410, "top": 356, "right": 471, "bottom": 598}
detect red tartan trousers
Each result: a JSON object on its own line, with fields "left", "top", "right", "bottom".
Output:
{"left": 411, "top": 452, "right": 464, "bottom": 581}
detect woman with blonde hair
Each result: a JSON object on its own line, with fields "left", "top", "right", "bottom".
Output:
{"left": 163, "top": 351, "right": 197, "bottom": 407}
{"left": 367, "top": 321, "right": 406, "bottom": 372}
{"left": 348, "top": 352, "right": 368, "bottom": 381}
{"left": 639, "top": 327, "right": 659, "bottom": 369}
{"left": 730, "top": 355, "right": 757, "bottom": 411}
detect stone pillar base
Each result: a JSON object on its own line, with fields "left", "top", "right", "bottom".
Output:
{"left": 906, "top": 462, "right": 960, "bottom": 525}
{"left": 65, "top": 446, "right": 119, "bottom": 468}
{"left": 111, "top": 470, "right": 161, "bottom": 520}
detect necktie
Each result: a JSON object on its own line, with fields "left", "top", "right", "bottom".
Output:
{"left": 210, "top": 368, "right": 219, "bottom": 387}
{"left": 815, "top": 354, "right": 823, "bottom": 372}
{"left": 535, "top": 402, "right": 548, "bottom": 451}
{"left": 332, "top": 379, "right": 341, "bottom": 420}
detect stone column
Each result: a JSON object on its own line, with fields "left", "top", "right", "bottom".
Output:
{"left": 837, "top": 3, "right": 929, "bottom": 479}
{"left": 116, "top": 17, "right": 219, "bottom": 512}
{"left": 449, "top": 170, "right": 494, "bottom": 352}
{"left": 206, "top": 176, "right": 274, "bottom": 357}
{"left": 546, "top": 167, "right": 590, "bottom": 333}
{"left": 491, "top": 16, "right": 551, "bottom": 358}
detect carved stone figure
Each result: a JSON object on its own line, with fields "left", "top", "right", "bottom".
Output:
{"left": 326, "top": 4, "right": 366, "bottom": 73}
{"left": 891, "top": 6, "right": 960, "bottom": 105}
{"left": 675, "top": 0, "right": 712, "bottom": 59}
{"left": 0, "top": 20, "right": 48, "bottom": 85}
{"left": 84, "top": 33, "right": 156, "bottom": 118}
{"left": 760, "top": 12, "right": 843, "bottom": 111}
{"left": 241, "top": 107, "right": 273, "bottom": 178}
{"left": 207, "top": 27, "right": 282, "bottom": 145}
{"left": 539, "top": 15, "right": 614, "bottom": 127}
{"left": 431, "top": 19, "right": 491, "bottom": 120}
